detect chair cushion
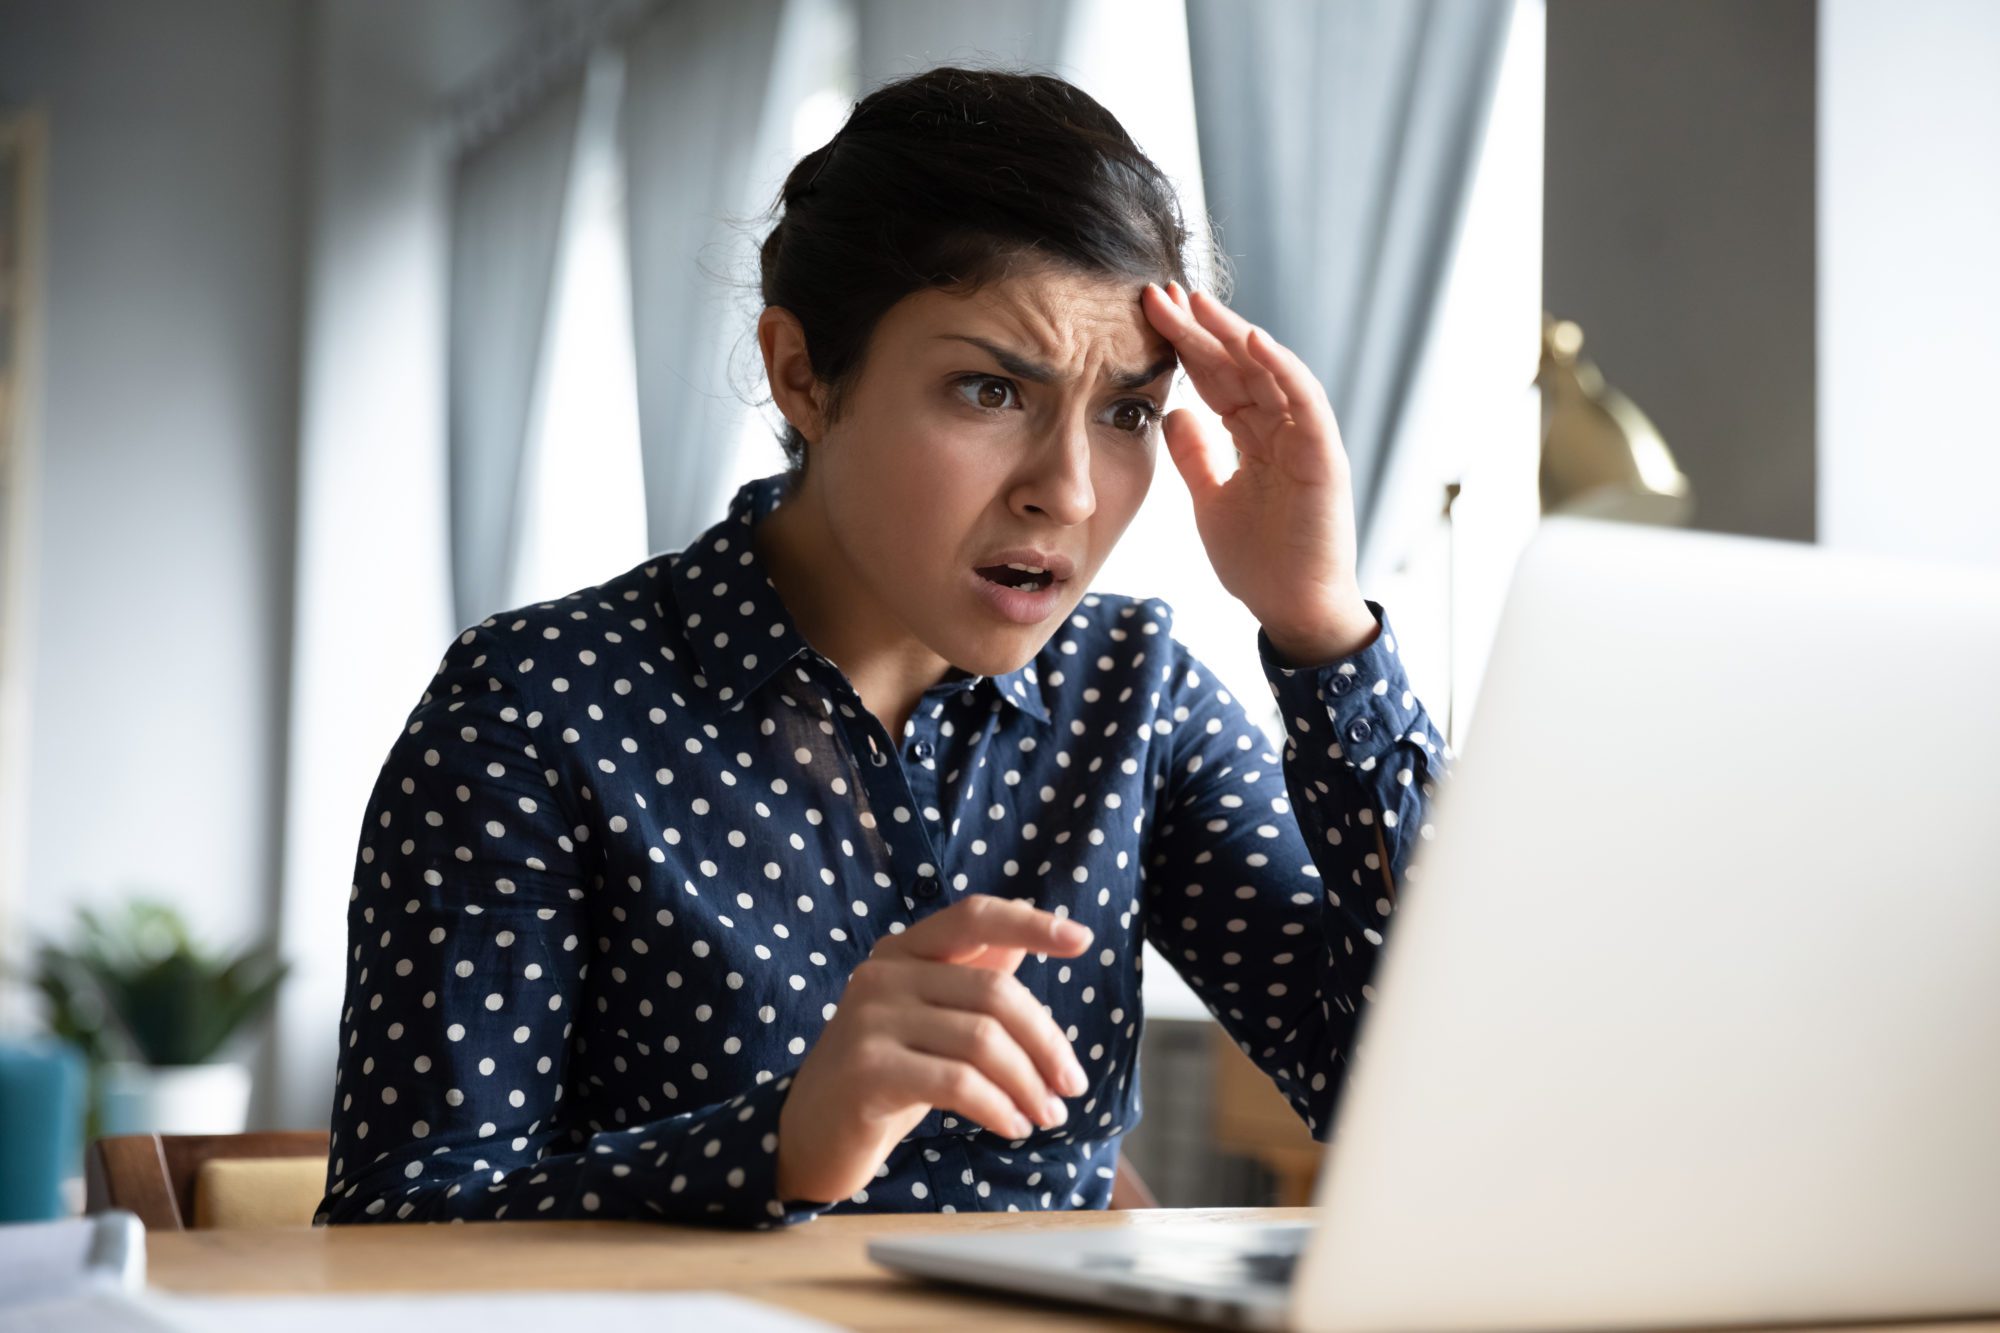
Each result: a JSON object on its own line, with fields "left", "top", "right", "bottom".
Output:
{"left": 190, "top": 1156, "right": 325, "bottom": 1229}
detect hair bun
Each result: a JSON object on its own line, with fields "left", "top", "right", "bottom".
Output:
{"left": 792, "top": 132, "right": 844, "bottom": 201}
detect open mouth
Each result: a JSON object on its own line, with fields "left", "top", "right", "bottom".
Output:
{"left": 975, "top": 563, "right": 1060, "bottom": 593}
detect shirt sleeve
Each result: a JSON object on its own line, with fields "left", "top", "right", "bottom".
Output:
{"left": 315, "top": 622, "right": 833, "bottom": 1229}
{"left": 1141, "top": 599, "right": 1451, "bottom": 1139}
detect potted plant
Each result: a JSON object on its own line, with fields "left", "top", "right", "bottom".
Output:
{"left": 31, "top": 899, "right": 288, "bottom": 1139}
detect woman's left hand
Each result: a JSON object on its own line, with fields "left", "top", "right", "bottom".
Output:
{"left": 1141, "top": 280, "right": 1380, "bottom": 665}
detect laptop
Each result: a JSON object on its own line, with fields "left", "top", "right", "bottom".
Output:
{"left": 868, "top": 516, "right": 2000, "bottom": 1332}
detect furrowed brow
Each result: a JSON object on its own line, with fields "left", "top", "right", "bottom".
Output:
{"left": 937, "top": 335, "right": 1177, "bottom": 392}
{"left": 1113, "top": 353, "right": 1181, "bottom": 390}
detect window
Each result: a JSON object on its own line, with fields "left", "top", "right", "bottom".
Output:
{"left": 723, "top": 9, "right": 860, "bottom": 501}
{"left": 507, "top": 50, "right": 650, "bottom": 611}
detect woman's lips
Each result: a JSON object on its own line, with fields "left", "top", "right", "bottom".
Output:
{"left": 974, "top": 563, "right": 1055, "bottom": 591}
{"left": 971, "top": 548, "right": 1077, "bottom": 582}
{"left": 970, "top": 565, "right": 1068, "bottom": 625}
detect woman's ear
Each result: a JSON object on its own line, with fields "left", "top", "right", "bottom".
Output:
{"left": 758, "top": 306, "right": 826, "bottom": 445}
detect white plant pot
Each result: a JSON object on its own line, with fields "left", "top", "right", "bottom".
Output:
{"left": 98, "top": 1060, "right": 253, "bottom": 1137}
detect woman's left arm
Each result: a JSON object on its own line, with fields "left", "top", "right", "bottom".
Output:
{"left": 1135, "top": 279, "right": 1454, "bottom": 1134}
{"left": 1143, "top": 604, "right": 1448, "bottom": 1139}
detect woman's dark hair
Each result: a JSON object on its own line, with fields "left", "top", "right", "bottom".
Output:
{"left": 753, "top": 65, "right": 1227, "bottom": 480}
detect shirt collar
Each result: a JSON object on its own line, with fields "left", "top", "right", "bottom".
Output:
{"left": 670, "top": 473, "right": 1051, "bottom": 725}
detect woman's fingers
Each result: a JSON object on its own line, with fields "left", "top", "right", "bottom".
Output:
{"left": 1169, "top": 282, "right": 1268, "bottom": 406}
{"left": 1158, "top": 281, "right": 1325, "bottom": 425}
{"left": 907, "top": 958, "right": 1090, "bottom": 1101}
{"left": 876, "top": 892, "right": 1093, "bottom": 967}
{"left": 1144, "top": 290, "right": 1264, "bottom": 462}
{"left": 854, "top": 952, "right": 1087, "bottom": 1111}
{"left": 1145, "top": 283, "right": 1254, "bottom": 417}
{"left": 1162, "top": 407, "right": 1225, "bottom": 506}
{"left": 1148, "top": 281, "right": 1327, "bottom": 466}
{"left": 882, "top": 1044, "right": 1038, "bottom": 1142}
{"left": 839, "top": 895, "right": 1096, "bottom": 1144}
{"left": 785, "top": 899, "right": 1099, "bottom": 1200}
{"left": 891, "top": 1006, "right": 1071, "bottom": 1135}
{"left": 1186, "top": 288, "right": 1288, "bottom": 417}
{"left": 1246, "top": 325, "right": 1333, "bottom": 427}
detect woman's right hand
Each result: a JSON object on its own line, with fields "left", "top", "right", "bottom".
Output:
{"left": 774, "top": 894, "right": 1097, "bottom": 1205}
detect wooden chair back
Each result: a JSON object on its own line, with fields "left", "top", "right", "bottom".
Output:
{"left": 1109, "top": 1156, "right": 1159, "bottom": 1209}
{"left": 85, "top": 1131, "right": 329, "bottom": 1231}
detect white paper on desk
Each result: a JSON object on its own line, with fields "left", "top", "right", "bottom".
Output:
{"left": 0, "top": 1212, "right": 145, "bottom": 1307}
{"left": 141, "top": 1289, "right": 847, "bottom": 1332}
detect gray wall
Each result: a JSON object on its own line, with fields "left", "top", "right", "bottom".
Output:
{"left": 0, "top": 0, "right": 589, "bottom": 1130}
{"left": 0, "top": 0, "right": 307, "bottom": 970}
{"left": 1544, "top": 0, "right": 1817, "bottom": 542}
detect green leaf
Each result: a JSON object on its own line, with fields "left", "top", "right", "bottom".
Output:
{"left": 28, "top": 899, "right": 287, "bottom": 1067}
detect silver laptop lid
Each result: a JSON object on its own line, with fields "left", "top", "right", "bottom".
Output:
{"left": 1294, "top": 519, "right": 2000, "bottom": 1333}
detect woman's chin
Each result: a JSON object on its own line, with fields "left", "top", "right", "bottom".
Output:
{"left": 935, "top": 621, "right": 1054, "bottom": 680}
{"left": 904, "top": 571, "right": 1076, "bottom": 677}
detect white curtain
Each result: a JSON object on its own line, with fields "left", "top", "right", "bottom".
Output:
{"left": 621, "top": 0, "right": 820, "bottom": 555}
{"left": 855, "top": 0, "right": 1078, "bottom": 90}
{"left": 446, "top": 77, "right": 584, "bottom": 631}
{"left": 1184, "top": 0, "right": 1513, "bottom": 545}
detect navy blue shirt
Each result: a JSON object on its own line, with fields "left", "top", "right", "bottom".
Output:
{"left": 316, "top": 472, "right": 1449, "bottom": 1228}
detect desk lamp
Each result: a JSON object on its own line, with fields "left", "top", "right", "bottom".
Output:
{"left": 1438, "top": 315, "right": 1693, "bottom": 743}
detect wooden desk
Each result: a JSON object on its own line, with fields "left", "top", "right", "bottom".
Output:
{"left": 146, "top": 1207, "right": 1311, "bottom": 1332}
{"left": 144, "top": 1209, "right": 2000, "bottom": 1333}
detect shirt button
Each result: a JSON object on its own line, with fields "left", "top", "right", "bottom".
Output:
{"left": 1346, "top": 717, "right": 1373, "bottom": 744}
{"left": 912, "top": 740, "right": 934, "bottom": 761}
{"left": 915, "top": 876, "right": 942, "bottom": 900}
{"left": 1328, "top": 672, "right": 1354, "bottom": 696}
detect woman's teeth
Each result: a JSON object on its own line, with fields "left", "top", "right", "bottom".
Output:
{"left": 981, "top": 564, "right": 1054, "bottom": 590}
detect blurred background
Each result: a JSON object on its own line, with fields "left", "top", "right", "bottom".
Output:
{"left": 0, "top": 0, "right": 1994, "bottom": 1215}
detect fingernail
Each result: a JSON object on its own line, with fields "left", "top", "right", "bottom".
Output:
{"left": 1011, "top": 1113, "right": 1034, "bottom": 1138}
{"left": 1043, "top": 1096, "right": 1068, "bottom": 1127}
{"left": 1056, "top": 920, "right": 1093, "bottom": 948}
{"left": 1063, "top": 1062, "right": 1089, "bottom": 1097}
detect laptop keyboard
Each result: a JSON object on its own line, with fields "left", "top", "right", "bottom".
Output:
{"left": 1078, "top": 1224, "right": 1310, "bottom": 1290}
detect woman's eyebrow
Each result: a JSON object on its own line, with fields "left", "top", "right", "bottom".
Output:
{"left": 934, "top": 334, "right": 1177, "bottom": 391}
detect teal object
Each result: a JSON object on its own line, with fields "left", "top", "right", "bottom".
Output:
{"left": 0, "top": 1037, "right": 85, "bottom": 1220}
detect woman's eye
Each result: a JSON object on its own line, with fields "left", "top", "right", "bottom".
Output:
{"left": 955, "top": 375, "right": 1019, "bottom": 412}
{"left": 954, "top": 376, "right": 1159, "bottom": 436}
{"left": 1108, "top": 400, "right": 1163, "bottom": 436}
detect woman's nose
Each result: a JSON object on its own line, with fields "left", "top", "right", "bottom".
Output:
{"left": 1020, "top": 418, "right": 1096, "bottom": 523}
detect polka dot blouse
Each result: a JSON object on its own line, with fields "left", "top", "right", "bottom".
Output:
{"left": 315, "top": 472, "right": 1450, "bottom": 1228}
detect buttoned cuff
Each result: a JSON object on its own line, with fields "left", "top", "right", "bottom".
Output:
{"left": 1258, "top": 601, "right": 1431, "bottom": 774}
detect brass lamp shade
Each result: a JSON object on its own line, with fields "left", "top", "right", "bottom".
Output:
{"left": 1536, "top": 315, "right": 1693, "bottom": 524}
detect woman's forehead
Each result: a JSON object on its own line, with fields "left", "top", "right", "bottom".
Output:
{"left": 895, "top": 270, "right": 1176, "bottom": 378}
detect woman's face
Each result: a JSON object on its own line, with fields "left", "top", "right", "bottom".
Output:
{"left": 765, "top": 265, "right": 1180, "bottom": 678}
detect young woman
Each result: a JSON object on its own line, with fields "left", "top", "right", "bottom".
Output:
{"left": 316, "top": 66, "right": 1448, "bottom": 1229}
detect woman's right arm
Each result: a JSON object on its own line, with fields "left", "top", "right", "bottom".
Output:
{"left": 315, "top": 623, "right": 826, "bottom": 1228}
